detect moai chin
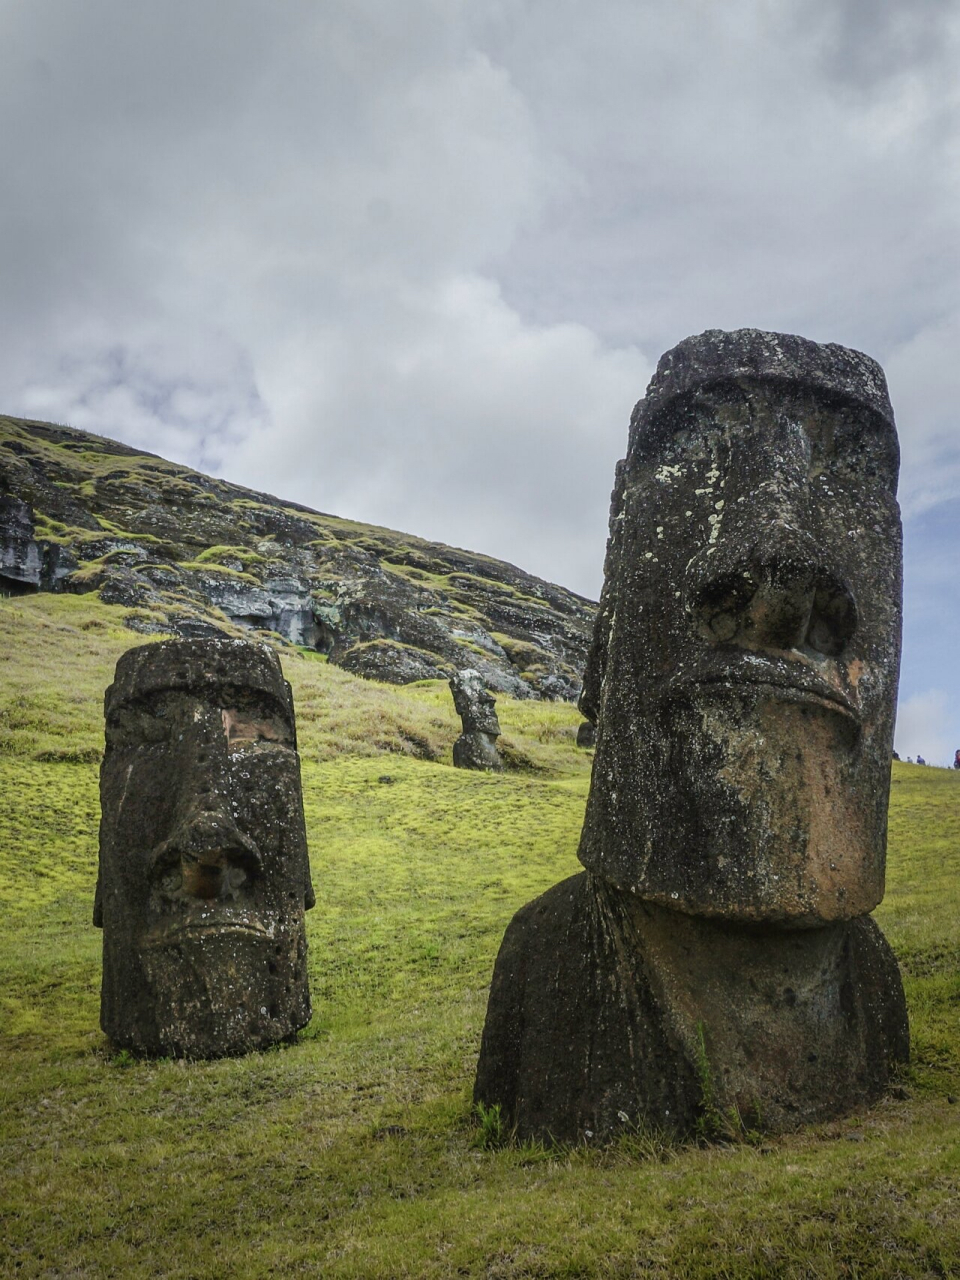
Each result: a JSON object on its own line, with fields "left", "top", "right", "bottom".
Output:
{"left": 450, "top": 669, "right": 503, "bottom": 771}
{"left": 95, "top": 637, "right": 315, "bottom": 1058}
{"left": 475, "top": 329, "right": 909, "bottom": 1142}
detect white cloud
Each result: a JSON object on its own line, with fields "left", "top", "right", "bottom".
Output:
{"left": 0, "top": 0, "right": 958, "bottom": 637}
{"left": 231, "top": 272, "right": 647, "bottom": 591}
{"left": 895, "top": 690, "right": 957, "bottom": 769}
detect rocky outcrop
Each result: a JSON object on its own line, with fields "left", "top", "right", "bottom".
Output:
{"left": 0, "top": 495, "right": 41, "bottom": 594}
{"left": 0, "top": 415, "right": 596, "bottom": 700}
{"left": 0, "top": 493, "right": 78, "bottom": 595}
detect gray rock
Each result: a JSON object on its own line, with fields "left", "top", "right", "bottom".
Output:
{"left": 0, "top": 495, "right": 41, "bottom": 594}
{"left": 338, "top": 639, "right": 453, "bottom": 685}
{"left": 476, "top": 329, "right": 909, "bottom": 1141}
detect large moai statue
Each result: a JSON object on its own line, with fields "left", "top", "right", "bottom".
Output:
{"left": 475, "top": 329, "right": 909, "bottom": 1142}
{"left": 450, "top": 668, "right": 503, "bottom": 771}
{"left": 95, "top": 637, "right": 315, "bottom": 1057}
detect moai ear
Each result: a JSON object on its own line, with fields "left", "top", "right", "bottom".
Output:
{"left": 93, "top": 870, "right": 103, "bottom": 928}
{"left": 283, "top": 680, "right": 298, "bottom": 751}
{"left": 578, "top": 447, "right": 630, "bottom": 725}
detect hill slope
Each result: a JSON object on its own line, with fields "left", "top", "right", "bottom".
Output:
{"left": 1, "top": 592, "right": 959, "bottom": 1277}
{"left": 0, "top": 414, "right": 595, "bottom": 700}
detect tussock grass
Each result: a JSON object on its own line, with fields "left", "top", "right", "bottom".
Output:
{"left": 1, "top": 592, "right": 959, "bottom": 1277}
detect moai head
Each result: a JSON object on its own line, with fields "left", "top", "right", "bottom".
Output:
{"left": 450, "top": 669, "right": 501, "bottom": 736}
{"left": 450, "top": 669, "right": 503, "bottom": 771}
{"left": 95, "top": 637, "right": 315, "bottom": 1056}
{"left": 579, "top": 330, "right": 902, "bottom": 925}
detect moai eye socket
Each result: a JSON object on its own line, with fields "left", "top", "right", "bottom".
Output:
{"left": 227, "top": 866, "right": 248, "bottom": 890}
{"left": 106, "top": 704, "right": 173, "bottom": 748}
{"left": 222, "top": 704, "right": 293, "bottom": 750}
{"left": 160, "top": 868, "right": 183, "bottom": 895}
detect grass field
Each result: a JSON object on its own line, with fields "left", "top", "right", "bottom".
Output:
{"left": 2, "top": 592, "right": 959, "bottom": 1278}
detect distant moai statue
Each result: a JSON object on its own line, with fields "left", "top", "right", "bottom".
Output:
{"left": 475, "top": 329, "right": 909, "bottom": 1142}
{"left": 95, "top": 637, "right": 315, "bottom": 1057}
{"left": 450, "top": 668, "right": 503, "bottom": 771}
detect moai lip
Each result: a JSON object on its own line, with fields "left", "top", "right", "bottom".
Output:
{"left": 95, "top": 637, "right": 315, "bottom": 1058}
{"left": 475, "top": 329, "right": 909, "bottom": 1142}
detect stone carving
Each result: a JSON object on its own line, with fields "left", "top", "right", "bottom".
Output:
{"left": 475, "top": 329, "right": 909, "bottom": 1142}
{"left": 95, "top": 637, "right": 315, "bottom": 1057}
{"left": 575, "top": 720, "right": 597, "bottom": 748}
{"left": 450, "top": 668, "right": 503, "bottom": 771}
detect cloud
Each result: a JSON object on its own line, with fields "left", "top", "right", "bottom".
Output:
{"left": 0, "top": 0, "right": 958, "bottom": 628}
{"left": 231, "top": 273, "right": 647, "bottom": 591}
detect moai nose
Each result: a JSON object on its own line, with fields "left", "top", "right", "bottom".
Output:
{"left": 150, "top": 702, "right": 262, "bottom": 900}
{"left": 685, "top": 513, "right": 857, "bottom": 656}
{"left": 176, "top": 813, "right": 260, "bottom": 900}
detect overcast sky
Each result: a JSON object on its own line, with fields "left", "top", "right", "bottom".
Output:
{"left": 2, "top": 0, "right": 958, "bottom": 762}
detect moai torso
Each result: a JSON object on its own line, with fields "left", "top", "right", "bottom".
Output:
{"left": 475, "top": 329, "right": 909, "bottom": 1141}
{"left": 95, "top": 637, "right": 315, "bottom": 1057}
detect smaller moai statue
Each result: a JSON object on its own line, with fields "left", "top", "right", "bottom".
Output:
{"left": 575, "top": 720, "right": 597, "bottom": 748}
{"left": 450, "top": 668, "right": 503, "bottom": 771}
{"left": 95, "top": 637, "right": 315, "bottom": 1058}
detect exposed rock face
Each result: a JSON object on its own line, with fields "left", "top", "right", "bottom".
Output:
{"left": 475, "top": 329, "right": 909, "bottom": 1142}
{"left": 95, "top": 637, "right": 315, "bottom": 1057}
{"left": 450, "top": 668, "right": 503, "bottom": 771}
{"left": 0, "top": 416, "right": 594, "bottom": 701}
{"left": 0, "top": 495, "right": 41, "bottom": 594}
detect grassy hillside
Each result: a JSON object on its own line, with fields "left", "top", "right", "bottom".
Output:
{"left": 2, "top": 592, "right": 959, "bottom": 1278}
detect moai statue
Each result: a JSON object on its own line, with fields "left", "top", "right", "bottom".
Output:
{"left": 94, "top": 637, "right": 315, "bottom": 1057}
{"left": 475, "top": 329, "right": 909, "bottom": 1142}
{"left": 450, "top": 668, "right": 503, "bottom": 772}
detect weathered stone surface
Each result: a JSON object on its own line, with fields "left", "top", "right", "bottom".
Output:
{"left": 475, "top": 873, "right": 908, "bottom": 1142}
{"left": 0, "top": 415, "right": 594, "bottom": 701}
{"left": 476, "top": 329, "right": 909, "bottom": 1141}
{"left": 0, "top": 495, "right": 41, "bottom": 594}
{"left": 95, "top": 637, "right": 315, "bottom": 1057}
{"left": 450, "top": 668, "right": 503, "bottom": 771}
{"left": 576, "top": 720, "right": 597, "bottom": 748}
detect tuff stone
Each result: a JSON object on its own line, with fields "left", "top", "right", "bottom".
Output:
{"left": 476, "top": 329, "right": 909, "bottom": 1142}
{"left": 0, "top": 495, "right": 42, "bottom": 594}
{"left": 95, "top": 637, "right": 314, "bottom": 1058}
{"left": 450, "top": 668, "right": 503, "bottom": 771}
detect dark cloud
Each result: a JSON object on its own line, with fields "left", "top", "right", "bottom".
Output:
{"left": 0, "top": 1, "right": 957, "bottom": 747}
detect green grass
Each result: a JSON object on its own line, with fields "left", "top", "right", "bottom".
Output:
{"left": 1, "top": 592, "right": 959, "bottom": 1277}
{"left": 177, "top": 560, "right": 261, "bottom": 583}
